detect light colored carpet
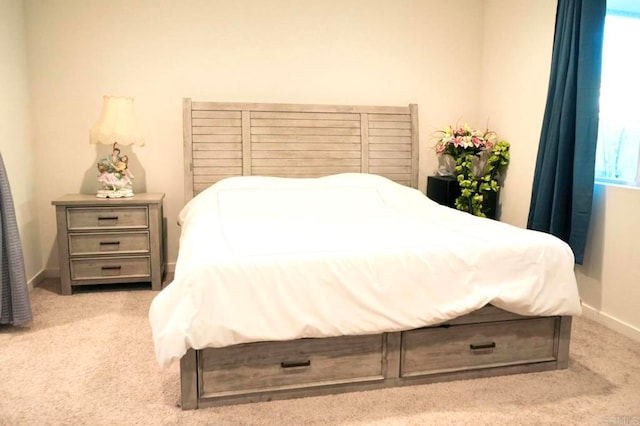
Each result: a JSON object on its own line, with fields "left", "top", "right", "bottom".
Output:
{"left": 1, "top": 279, "right": 639, "bottom": 426}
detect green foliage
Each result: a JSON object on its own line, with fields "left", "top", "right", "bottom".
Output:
{"left": 453, "top": 140, "right": 510, "bottom": 218}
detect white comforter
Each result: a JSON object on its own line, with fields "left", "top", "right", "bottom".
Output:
{"left": 149, "top": 173, "right": 581, "bottom": 368}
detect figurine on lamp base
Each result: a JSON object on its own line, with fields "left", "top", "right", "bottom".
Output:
{"left": 96, "top": 143, "right": 134, "bottom": 198}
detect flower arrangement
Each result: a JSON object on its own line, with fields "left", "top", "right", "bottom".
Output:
{"left": 435, "top": 124, "right": 496, "bottom": 157}
{"left": 435, "top": 124, "right": 510, "bottom": 217}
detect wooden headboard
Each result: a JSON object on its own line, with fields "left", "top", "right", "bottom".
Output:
{"left": 183, "top": 99, "right": 419, "bottom": 200}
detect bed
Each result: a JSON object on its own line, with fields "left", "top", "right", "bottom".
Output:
{"left": 149, "top": 99, "right": 581, "bottom": 410}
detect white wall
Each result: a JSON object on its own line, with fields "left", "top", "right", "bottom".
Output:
{"left": 479, "top": 0, "right": 557, "bottom": 228}
{"left": 0, "top": 0, "right": 42, "bottom": 283}
{"left": 576, "top": 185, "right": 640, "bottom": 341}
{"left": 24, "top": 0, "right": 484, "bottom": 270}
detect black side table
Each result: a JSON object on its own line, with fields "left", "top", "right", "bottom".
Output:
{"left": 426, "top": 175, "right": 459, "bottom": 209}
{"left": 426, "top": 175, "right": 498, "bottom": 220}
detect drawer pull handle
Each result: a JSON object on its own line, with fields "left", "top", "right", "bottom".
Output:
{"left": 470, "top": 342, "right": 496, "bottom": 351}
{"left": 280, "top": 360, "right": 311, "bottom": 369}
{"left": 99, "top": 241, "right": 120, "bottom": 246}
{"left": 98, "top": 216, "right": 119, "bottom": 222}
{"left": 101, "top": 265, "right": 122, "bottom": 271}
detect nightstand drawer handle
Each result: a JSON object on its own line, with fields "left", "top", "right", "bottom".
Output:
{"left": 99, "top": 241, "right": 120, "bottom": 247}
{"left": 101, "top": 265, "right": 122, "bottom": 271}
{"left": 97, "top": 216, "right": 119, "bottom": 222}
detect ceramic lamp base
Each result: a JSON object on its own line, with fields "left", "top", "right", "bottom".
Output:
{"left": 96, "top": 188, "right": 134, "bottom": 198}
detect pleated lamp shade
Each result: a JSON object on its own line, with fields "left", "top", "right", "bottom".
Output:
{"left": 90, "top": 96, "right": 145, "bottom": 147}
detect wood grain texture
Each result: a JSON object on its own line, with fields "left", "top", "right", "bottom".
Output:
{"left": 66, "top": 206, "right": 149, "bottom": 230}
{"left": 70, "top": 256, "right": 151, "bottom": 280}
{"left": 556, "top": 316, "right": 573, "bottom": 369}
{"left": 183, "top": 99, "right": 194, "bottom": 201}
{"left": 182, "top": 306, "right": 571, "bottom": 408}
{"left": 190, "top": 101, "right": 409, "bottom": 114}
{"left": 242, "top": 111, "right": 251, "bottom": 175}
{"left": 52, "top": 193, "right": 165, "bottom": 293}
{"left": 180, "top": 349, "right": 198, "bottom": 410}
{"left": 54, "top": 205, "right": 72, "bottom": 295}
{"left": 68, "top": 231, "right": 150, "bottom": 256}
{"left": 182, "top": 99, "right": 419, "bottom": 199}
{"left": 400, "top": 318, "right": 557, "bottom": 377}
{"left": 199, "top": 334, "right": 384, "bottom": 396}
{"left": 360, "top": 113, "right": 369, "bottom": 174}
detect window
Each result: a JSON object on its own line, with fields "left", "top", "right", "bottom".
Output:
{"left": 595, "top": 1, "right": 640, "bottom": 186}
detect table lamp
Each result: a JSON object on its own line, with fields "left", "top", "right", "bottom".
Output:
{"left": 90, "top": 96, "right": 145, "bottom": 198}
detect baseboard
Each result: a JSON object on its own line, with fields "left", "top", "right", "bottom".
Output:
{"left": 581, "top": 303, "right": 640, "bottom": 343}
{"left": 27, "top": 269, "right": 47, "bottom": 291}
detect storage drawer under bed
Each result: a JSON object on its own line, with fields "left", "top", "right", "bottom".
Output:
{"left": 182, "top": 307, "right": 572, "bottom": 409}
{"left": 400, "top": 317, "right": 558, "bottom": 377}
{"left": 198, "top": 334, "right": 385, "bottom": 397}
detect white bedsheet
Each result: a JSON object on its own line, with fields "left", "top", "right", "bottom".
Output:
{"left": 149, "top": 173, "right": 582, "bottom": 368}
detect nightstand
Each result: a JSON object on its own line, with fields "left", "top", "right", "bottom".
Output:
{"left": 51, "top": 193, "right": 165, "bottom": 295}
{"left": 426, "top": 175, "right": 498, "bottom": 219}
{"left": 426, "top": 175, "right": 459, "bottom": 209}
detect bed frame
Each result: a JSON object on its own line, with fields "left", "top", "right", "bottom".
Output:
{"left": 179, "top": 99, "right": 573, "bottom": 409}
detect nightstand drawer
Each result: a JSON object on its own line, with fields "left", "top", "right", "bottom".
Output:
{"left": 401, "top": 317, "right": 557, "bottom": 377}
{"left": 67, "top": 207, "right": 148, "bottom": 230}
{"left": 70, "top": 256, "right": 151, "bottom": 280}
{"left": 68, "top": 231, "right": 150, "bottom": 256}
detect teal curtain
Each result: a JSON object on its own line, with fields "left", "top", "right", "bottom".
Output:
{"left": 527, "top": 0, "right": 606, "bottom": 265}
